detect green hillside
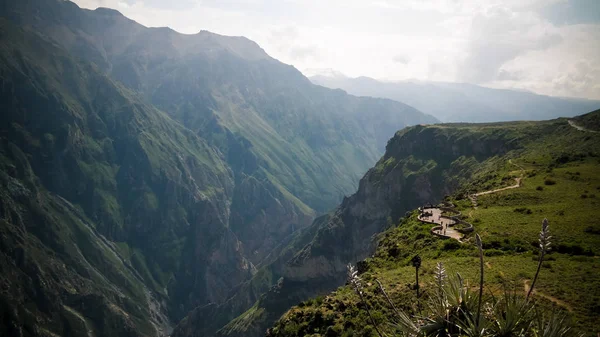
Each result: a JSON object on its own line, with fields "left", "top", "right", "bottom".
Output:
{"left": 267, "top": 111, "right": 600, "bottom": 336}
{"left": 184, "top": 115, "right": 600, "bottom": 337}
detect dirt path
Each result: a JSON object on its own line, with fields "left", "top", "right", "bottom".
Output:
{"left": 473, "top": 179, "right": 521, "bottom": 197}
{"left": 469, "top": 160, "right": 524, "bottom": 208}
{"left": 523, "top": 280, "right": 572, "bottom": 312}
{"left": 568, "top": 120, "right": 598, "bottom": 133}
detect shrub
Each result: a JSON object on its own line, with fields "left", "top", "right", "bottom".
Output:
{"left": 555, "top": 243, "right": 594, "bottom": 256}
{"left": 584, "top": 226, "right": 600, "bottom": 234}
{"left": 441, "top": 240, "right": 460, "bottom": 251}
{"left": 536, "top": 186, "right": 544, "bottom": 191}
{"left": 544, "top": 178, "right": 557, "bottom": 185}
{"left": 484, "top": 249, "right": 505, "bottom": 256}
{"left": 325, "top": 325, "right": 342, "bottom": 337}
{"left": 514, "top": 207, "right": 532, "bottom": 214}
{"left": 387, "top": 246, "right": 400, "bottom": 258}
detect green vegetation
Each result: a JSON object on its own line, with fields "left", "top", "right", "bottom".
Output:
{"left": 1, "top": 1, "right": 599, "bottom": 337}
{"left": 268, "top": 111, "right": 600, "bottom": 336}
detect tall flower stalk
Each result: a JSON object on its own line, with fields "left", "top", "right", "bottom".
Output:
{"left": 376, "top": 279, "right": 401, "bottom": 317}
{"left": 475, "top": 234, "right": 484, "bottom": 330}
{"left": 434, "top": 262, "right": 447, "bottom": 292}
{"left": 347, "top": 264, "right": 385, "bottom": 337}
{"left": 527, "top": 219, "right": 551, "bottom": 301}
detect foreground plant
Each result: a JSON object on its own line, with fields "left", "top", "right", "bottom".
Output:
{"left": 528, "top": 219, "right": 551, "bottom": 301}
{"left": 375, "top": 219, "right": 576, "bottom": 337}
{"left": 475, "top": 234, "right": 484, "bottom": 332}
{"left": 347, "top": 263, "right": 385, "bottom": 337}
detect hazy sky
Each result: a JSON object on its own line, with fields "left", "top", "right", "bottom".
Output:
{"left": 73, "top": 0, "right": 600, "bottom": 100}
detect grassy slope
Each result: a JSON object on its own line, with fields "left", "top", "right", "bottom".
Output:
{"left": 268, "top": 111, "right": 600, "bottom": 336}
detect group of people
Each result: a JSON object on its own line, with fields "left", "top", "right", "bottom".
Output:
{"left": 438, "top": 215, "right": 447, "bottom": 235}
{"left": 420, "top": 207, "right": 452, "bottom": 236}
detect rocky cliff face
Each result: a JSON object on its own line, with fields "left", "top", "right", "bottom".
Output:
{"left": 0, "top": 19, "right": 248, "bottom": 335}
{"left": 182, "top": 123, "right": 522, "bottom": 337}
{"left": 281, "top": 124, "right": 514, "bottom": 284}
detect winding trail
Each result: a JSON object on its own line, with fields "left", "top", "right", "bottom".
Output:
{"left": 63, "top": 305, "right": 95, "bottom": 337}
{"left": 469, "top": 160, "right": 524, "bottom": 208}
{"left": 568, "top": 120, "right": 598, "bottom": 133}
{"left": 421, "top": 160, "right": 527, "bottom": 240}
{"left": 420, "top": 160, "right": 573, "bottom": 312}
{"left": 523, "top": 280, "right": 572, "bottom": 312}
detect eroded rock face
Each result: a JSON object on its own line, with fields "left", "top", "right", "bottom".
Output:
{"left": 190, "top": 124, "right": 519, "bottom": 337}
{"left": 230, "top": 174, "right": 314, "bottom": 265}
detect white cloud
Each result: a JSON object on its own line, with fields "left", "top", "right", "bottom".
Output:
{"left": 71, "top": 0, "right": 600, "bottom": 99}
{"left": 493, "top": 23, "right": 600, "bottom": 99}
{"left": 457, "top": 5, "right": 563, "bottom": 83}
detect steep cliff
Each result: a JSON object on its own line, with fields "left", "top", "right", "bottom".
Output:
{"left": 268, "top": 111, "right": 600, "bottom": 336}
{"left": 172, "top": 120, "right": 547, "bottom": 336}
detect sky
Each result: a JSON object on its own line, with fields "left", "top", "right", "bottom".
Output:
{"left": 72, "top": 0, "right": 600, "bottom": 100}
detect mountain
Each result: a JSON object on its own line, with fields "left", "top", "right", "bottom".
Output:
{"left": 175, "top": 110, "right": 600, "bottom": 337}
{"left": 311, "top": 75, "right": 600, "bottom": 123}
{"left": 0, "top": 19, "right": 235, "bottom": 336}
{"left": 0, "top": 0, "right": 437, "bottom": 336}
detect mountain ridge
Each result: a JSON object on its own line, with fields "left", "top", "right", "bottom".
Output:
{"left": 311, "top": 74, "right": 600, "bottom": 123}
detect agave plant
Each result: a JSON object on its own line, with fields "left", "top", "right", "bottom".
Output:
{"left": 533, "top": 309, "right": 575, "bottom": 337}
{"left": 488, "top": 289, "right": 534, "bottom": 337}
{"left": 393, "top": 265, "right": 481, "bottom": 337}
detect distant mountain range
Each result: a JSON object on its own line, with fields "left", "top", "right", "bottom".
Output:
{"left": 311, "top": 74, "right": 600, "bottom": 122}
